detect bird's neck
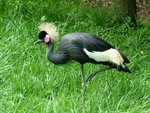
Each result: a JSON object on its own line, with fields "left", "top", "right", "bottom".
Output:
{"left": 47, "top": 42, "right": 56, "bottom": 62}
{"left": 47, "top": 42, "right": 54, "bottom": 54}
{"left": 46, "top": 42, "right": 68, "bottom": 64}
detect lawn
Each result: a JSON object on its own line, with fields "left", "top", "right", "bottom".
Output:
{"left": 0, "top": 0, "right": 150, "bottom": 113}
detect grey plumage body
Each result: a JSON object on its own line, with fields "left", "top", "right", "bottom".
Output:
{"left": 47, "top": 32, "right": 113, "bottom": 64}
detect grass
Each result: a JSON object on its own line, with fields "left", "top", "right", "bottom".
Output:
{"left": 0, "top": 0, "right": 150, "bottom": 112}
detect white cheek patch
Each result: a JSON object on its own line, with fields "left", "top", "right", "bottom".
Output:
{"left": 83, "top": 48, "right": 124, "bottom": 65}
{"left": 45, "top": 35, "right": 51, "bottom": 43}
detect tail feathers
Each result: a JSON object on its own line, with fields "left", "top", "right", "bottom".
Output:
{"left": 110, "top": 62, "right": 131, "bottom": 73}
{"left": 118, "top": 50, "right": 130, "bottom": 63}
{"left": 119, "top": 64, "right": 131, "bottom": 73}
{"left": 122, "top": 65, "right": 131, "bottom": 73}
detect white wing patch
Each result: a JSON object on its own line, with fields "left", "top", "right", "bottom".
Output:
{"left": 83, "top": 48, "right": 124, "bottom": 65}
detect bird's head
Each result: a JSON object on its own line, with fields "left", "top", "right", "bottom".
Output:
{"left": 34, "top": 22, "right": 59, "bottom": 44}
{"left": 34, "top": 31, "right": 52, "bottom": 44}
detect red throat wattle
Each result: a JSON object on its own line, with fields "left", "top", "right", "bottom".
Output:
{"left": 45, "top": 37, "right": 50, "bottom": 43}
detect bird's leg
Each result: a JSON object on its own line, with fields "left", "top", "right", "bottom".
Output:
{"left": 81, "top": 64, "right": 86, "bottom": 107}
{"left": 86, "top": 67, "right": 113, "bottom": 83}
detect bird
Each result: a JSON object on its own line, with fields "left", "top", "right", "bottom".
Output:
{"left": 34, "top": 22, "right": 131, "bottom": 104}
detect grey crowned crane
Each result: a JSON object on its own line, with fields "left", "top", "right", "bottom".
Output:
{"left": 34, "top": 23, "right": 131, "bottom": 104}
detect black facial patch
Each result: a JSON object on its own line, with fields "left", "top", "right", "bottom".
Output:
{"left": 38, "top": 31, "right": 47, "bottom": 39}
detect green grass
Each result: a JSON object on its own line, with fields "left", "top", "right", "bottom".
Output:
{"left": 1, "top": 0, "right": 150, "bottom": 112}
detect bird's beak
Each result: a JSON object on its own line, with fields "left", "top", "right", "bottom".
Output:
{"left": 34, "top": 39, "right": 44, "bottom": 44}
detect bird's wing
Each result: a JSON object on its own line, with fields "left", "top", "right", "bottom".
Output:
{"left": 71, "top": 32, "right": 115, "bottom": 52}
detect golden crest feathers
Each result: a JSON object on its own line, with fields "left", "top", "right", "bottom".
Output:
{"left": 39, "top": 22, "right": 59, "bottom": 41}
